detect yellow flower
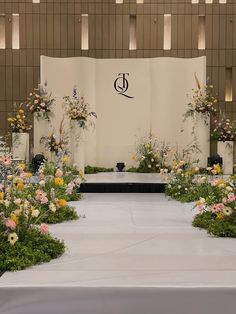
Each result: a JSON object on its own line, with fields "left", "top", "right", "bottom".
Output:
{"left": 18, "top": 163, "right": 26, "bottom": 170}
{"left": 58, "top": 199, "right": 68, "bottom": 208}
{"left": 62, "top": 155, "right": 70, "bottom": 164}
{"left": 212, "top": 164, "right": 222, "bottom": 175}
{"left": 17, "top": 182, "right": 24, "bottom": 191}
{"left": 11, "top": 214, "right": 19, "bottom": 225}
{"left": 8, "top": 232, "right": 19, "bottom": 245}
{"left": 0, "top": 192, "right": 4, "bottom": 200}
{"left": 216, "top": 212, "right": 224, "bottom": 220}
{"left": 79, "top": 170, "right": 84, "bottom": 178}
{"left": 54, "top": 177, "right": 64, "bottom": 186}
{"left": 131, "top": 154, "right": 136, "bottom": 161}
{"left": 16, "top": 114, "right": 21, "bottom": 119}
{"left": 19, "top": 109, "right": 24, "bottom": 114}
{"left": 26, "top": 172, "right": 32, "bottom": 178}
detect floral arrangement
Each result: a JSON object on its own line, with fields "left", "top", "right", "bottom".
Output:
{"left": 40, "top": 119, "right": 69, "bottom": 155}
{"left": 165, "top": 144, "right": 222, "bottom": 203}
{"left": 183, "top": 75, "right": 217, "bottom": 123}
{"left": 193, "top": 176, "right": 236, "bottom": 237}
{"left": 211, "top": 116, "right": 236, "bottom": 142}
{"left": 130, "top": 134, "right": 171, "bottom": 173}
{"left": 0, "top": 147, "right": 85, "bottom": 271}
{"left": 0, "top": 161, "right": 65, "bottom": 271}
{"left": 8, "top": 106, "right": 32, "bottom": 133}
{"left": 63, "top": 87, "right": 97, "bottom": 129}
{"left": 26, "top": 85, "right": 55, "bottom": 121}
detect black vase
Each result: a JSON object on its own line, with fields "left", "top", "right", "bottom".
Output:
{"left": 116, "top": 162, "right": 125, "bottom": 172}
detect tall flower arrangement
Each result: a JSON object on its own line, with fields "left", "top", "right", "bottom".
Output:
{"left": 63, "top": 87, "right": 97, "bottom": 129}
{"left": 40, "top": 118, "right": 69, "bottom": 155}
{"left": 183, "top": 75, "right": 217, "bottom": 123}
{"left": 26, "top": 84, "right": 55, "bottom": 121}
{"left": 8, "top": 106, "right": 32, "bottom": 133}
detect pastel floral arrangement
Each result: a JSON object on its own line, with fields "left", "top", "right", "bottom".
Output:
{"left": 0, "top": 159, "right": 65, "bottom": 271}
{"left": 26, "top": 84, "right": 55, "bottom": 121}
{"left": 130, "top": 134, "right": 171, "bottom": 173}
{"left": 193, "top": 176, "right": 236, "bottom": 237}
{"left": 63, "top": 87, "right": 97, "bottom": 129}
{"left": 40, "top": 119, "right": 69, "bottom": 155}
{"left": 8, "top": 106, "right": 32, "bottom": 133}
{"left": 0, "top": 149, "right": 84, "bottom": 271}
{"left": 211, "top": 116, "right": 236, "bottom": 142}
{"left": 183, "top": 75, "right": 217, "bottom": 123}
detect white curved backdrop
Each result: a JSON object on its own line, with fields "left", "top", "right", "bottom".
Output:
{"left": 39, "top": 56, "right": 207, "bottom": 168}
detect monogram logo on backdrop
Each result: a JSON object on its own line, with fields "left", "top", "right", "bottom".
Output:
{"left": 114, "top": 73, "right": 134, "bottom": 99}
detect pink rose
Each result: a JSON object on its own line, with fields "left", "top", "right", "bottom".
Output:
{"left": 55, "top": 169, "right": 63, "bottom": 177}
{"left": 5, "top": 218, "right": 16, "bottom": 230}
{"left": 40, "top": 223, "right": 49, "bottom": 234}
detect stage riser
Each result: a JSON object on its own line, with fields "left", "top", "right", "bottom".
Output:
{"left": 79, "top": 183, "right": 166, "bottom": 193}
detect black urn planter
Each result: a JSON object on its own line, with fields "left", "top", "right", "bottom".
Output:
{"left": 116, "top": 162, "right": 125, "bottom": 172}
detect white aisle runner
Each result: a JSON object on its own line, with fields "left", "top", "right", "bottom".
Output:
{"left": 1, "top": 194, "right": 236, "bottom": 314}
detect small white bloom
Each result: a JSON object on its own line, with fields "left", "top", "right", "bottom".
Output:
{"left": 14, "top": 198, "right": 21, "bottom": 205}
{"left": 39, "top": 180, "right": 45, "bottom": 186}
{"left": 8, "top": 233, "right": 18, "bottom": 245}
{"left": 49, "top": 202, "right": 57, "bottom": 213}
{"left": 32, "top": 209, "right": 40, "bottom": 218}
{"left": 4, "top": 200, "right": 10, "bottom": 208}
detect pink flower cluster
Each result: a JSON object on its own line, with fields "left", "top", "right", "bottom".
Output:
{"left": 35, "top": 189, "right": 48, "bottom": 204}
{"left": 211, "top": 203, "right": 224, "bottom": 213}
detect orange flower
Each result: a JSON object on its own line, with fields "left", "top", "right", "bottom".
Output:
{"left": 0, "top": 192, "right": 4, "bottom": 200}
{"left": 58, "top": 199, "right": 68, "bottom": 208}
{"left": 17, "top": 182, "right": 24, "bottom": 191}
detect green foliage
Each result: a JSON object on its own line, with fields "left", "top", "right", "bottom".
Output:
{"left": 0, "top": 228, "right": 65, "bottom": 271}
{"left": 85, "top": 165, "right": 114, "bottom": 174}
{"left": 193, "top": 212, "right": 236, "bottom": 238}
{"left": 35, "top": 205, "right": 79, "bottom": 224}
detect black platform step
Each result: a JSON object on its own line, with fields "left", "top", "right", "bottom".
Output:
{"left": 79, "top": 182, "right": 166, "bottom": 193}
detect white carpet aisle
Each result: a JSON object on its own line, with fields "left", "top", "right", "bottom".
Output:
{"left": 1, "top": 194, "right": 236, "bottom": 314}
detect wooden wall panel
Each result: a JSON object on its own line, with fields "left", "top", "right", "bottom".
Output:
{"left": 0, "top": 0, "right": 234, "bottom": 158}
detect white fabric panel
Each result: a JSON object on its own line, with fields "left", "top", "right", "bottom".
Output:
{"left": 1, "top": 194, "right": 236, "bottom": 314}
{"left": 39, "top": 56, "right": 207, "bottom": 167}
{"left": 40, "top": 56, "right": 97, "bottom": 165}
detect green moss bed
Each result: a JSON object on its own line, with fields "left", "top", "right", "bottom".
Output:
{"left": 0, "top": 228, "right": 65, "bottom": 272}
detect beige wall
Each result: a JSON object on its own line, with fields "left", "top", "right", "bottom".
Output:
{"left": 0, "top": 0, "right": 235, "bottom": 158}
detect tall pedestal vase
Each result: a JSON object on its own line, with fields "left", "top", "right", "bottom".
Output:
{"left": 217, "top": 141, "right": 234, "bottom": 175}
{"left": 34, "top": 114, "right": 49, "bottom": 156}
{"left": 70, "top": 120, "right": 85, "bottom": 172}
{"left": 12, "top": 132, "right": 29, "bottom": 163}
